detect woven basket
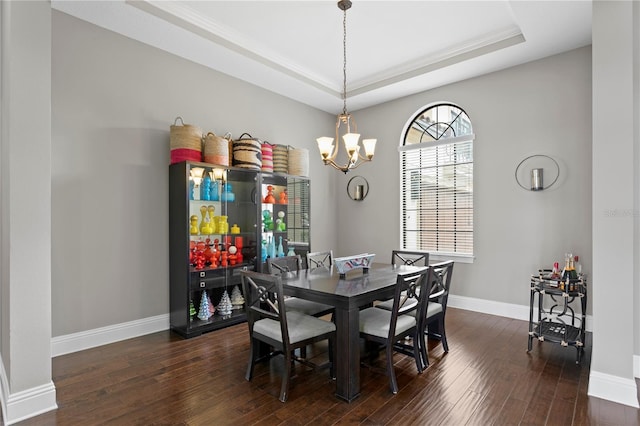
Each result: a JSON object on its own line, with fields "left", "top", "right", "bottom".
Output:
{"left": 203, "top": 132, "right": 231, "bottom": 166}
{"left": 170, "top": 117, "right": 202, "bottom": 164}
{"left": 288, "top": 148, "right": 309, "bottom": 177}
{"left": 261, "top": 142, "right": 274, "bottom": 172}
{"left": 273, "top": 144, "right": 289, "bottom": 174}
{"left": 232, "top": 133, "right": 262, "bottom": 170}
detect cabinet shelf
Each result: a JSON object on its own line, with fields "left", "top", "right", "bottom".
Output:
{"left": 178, "top": 311, "right": 247, "bottom": 338}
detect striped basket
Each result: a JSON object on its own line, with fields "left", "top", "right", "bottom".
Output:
{"left": 288, "top": 148, "right": 309, "bottom": 177}
{"left": 232, "top": 133, "right": 262, "bottom": 170}
{"left": 170, "top": 117, "right": 202, "bottom": 164}
{"left": 261, "top": 142, "right": 274, "bottom": 172}
{"left": 203, "top": 132, "right": 231, "bottom": 166}
{"left": 273, "top": 144, "right": 289, "bottom": 174}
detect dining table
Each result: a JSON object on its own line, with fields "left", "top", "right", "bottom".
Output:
{"left": 280, "top": 262, "right": 424, "bottom": 402}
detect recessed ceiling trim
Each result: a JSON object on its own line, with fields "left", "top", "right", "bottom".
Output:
{"left": 127, "top": 0, "right": 340, "bottom": 98}
{"left": 128, "top": 0, "right": 525, "bottom": 102}
{"left": 349, "top": 31, "right": 526, "bottom": 97}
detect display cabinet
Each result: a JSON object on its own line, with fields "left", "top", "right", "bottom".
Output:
{"left": 169, "top": 161, "right": 311, "bottom": 338}
{"left": 527, "top": 271, "right": 587, "bottom": 363}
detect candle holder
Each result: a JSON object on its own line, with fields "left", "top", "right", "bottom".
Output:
{"left": 515, "top": 154, "right": 560, "bottom": 191}
{"left": 347, "top": 175, "right": 369, "bottom": 201}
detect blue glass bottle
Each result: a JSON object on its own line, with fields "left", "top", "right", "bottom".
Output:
{"left": 261, "top": 239, "right": 267, "bottom": 262}
{"left": 210, "top": 180, "right": 220, "bottom": 201}
{"left": 268, "top": 236, "right": 276, "bottom": 259}
{"left": 201, "top": 173, "right": 212, "bottom": 201}
{"left": 276, "top": 236, "right": 285, "bottom": 257}
{"left": 221, "top": 183, "right": 235, "bottom": 202}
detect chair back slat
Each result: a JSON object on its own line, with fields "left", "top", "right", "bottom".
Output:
{"left": 391, "top": 250, "right": 429, "bottom": 267}
{"left": 306, "top": 250, "right": 334, "bottom": 271}
{"left": 429, "top": 260, "right": 454, "bottom": 311}
{"left": 388, "top": 267, "right": 430, "bottom": 339}
{"left": 267, "top": 255, "right": 302, "bottom": 276}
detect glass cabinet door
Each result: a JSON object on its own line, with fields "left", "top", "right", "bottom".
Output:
{"left": 258, "top": 173, "right": 310, "bottom": 270}
{"left": 286, "top": 176, "right": 311, "bottom": 263}
{"left": 259, "top": 174, "right": 288, "bottom": 271}
{"left": 171, "top": 162, "right": 258, "bottom": 338}
{"left": 188, "top": 165, "right": 257, "bottom": 273}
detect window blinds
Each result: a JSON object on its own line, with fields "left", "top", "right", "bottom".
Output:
{"left": 401, "top": 138, "right": 473, "bottom": 255}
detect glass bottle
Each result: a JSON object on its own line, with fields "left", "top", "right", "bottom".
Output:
{"left": 574, "top": 255, "right": 582, "bottom": 276}
{"left": 210, "top": 180, "right": 220, "bottom": 201}
{"left": 201, "top": 173, "right": 212, "bottom": 201}
{"left": 277, "top": 236, "right": 285, "bottom": 257}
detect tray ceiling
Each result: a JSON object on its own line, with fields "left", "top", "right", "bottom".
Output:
{"left": 52, "top": 0, "right": 592, "bottom": 114}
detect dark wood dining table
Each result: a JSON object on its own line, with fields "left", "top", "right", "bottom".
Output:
{"left": 280, "top": 262, "right": 424, "bottom": 402}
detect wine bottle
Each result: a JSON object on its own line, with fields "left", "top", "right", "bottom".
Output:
{"left": 568, "top": 256, "right": 578, "bottom": 279}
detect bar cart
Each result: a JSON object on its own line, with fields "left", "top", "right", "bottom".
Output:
{"left": 527, "top": 270, "right": 587, "bottom": 363}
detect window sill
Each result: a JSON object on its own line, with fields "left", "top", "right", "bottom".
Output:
{"left": 429, "top": 253, "right": 474, "bottom": 264}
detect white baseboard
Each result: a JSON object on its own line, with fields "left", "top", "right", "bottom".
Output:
{"left": 1, "top": 353, "right": 57, "bottom": 426}
{"left": 635, "top": 355, "right": 640, "bottom": 378}
{"left": 49, "top": 298, "right": 593, "bottom": 357}
{"left": 448, "top": 294, "right": 594, "bottom": 332}
{"left": 0, "top": 353, "right": 9, "bottom": 426}
{"left": 51, "top": 313, "right": 170, "bottom": 357}
{"left": 2, "top": 381, "right": 57, "bottom": 425}
{"left": 588, "top": 370, "right": 640, "bottom": 408}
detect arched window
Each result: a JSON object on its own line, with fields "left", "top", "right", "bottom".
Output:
{"left": 399, "top": 103, "right": 474, "bottom": 258}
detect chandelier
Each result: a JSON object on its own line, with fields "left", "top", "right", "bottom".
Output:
{"left": 317, "top": 0, "right": 376, "bottom": 174}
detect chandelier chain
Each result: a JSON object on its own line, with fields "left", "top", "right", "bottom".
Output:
{"left": 342, "top": 5, "right": 348, "bottom": 117}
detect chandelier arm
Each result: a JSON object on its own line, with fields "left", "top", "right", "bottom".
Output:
{"left": 355, "top": 151, "right": 373, "bottom": 162}
{"left": 323, "top": 155, "right": 371, "bottom": 173}
{"left": 323, "top": 158, "right": 351, "bottom": 174}
{"left": 346, "top": 158, "right": 371, "bottom": 171}
{"left": 323, "top": 117, "right": 342, "bottom": 162}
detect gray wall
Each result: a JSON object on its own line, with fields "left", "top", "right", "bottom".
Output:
{"left": 51, "top": 11, "right": 337, "bottom": 336}
{"left": 336, "top": 47, "right": 592, "bottom": 310}
{"left": 49, "top": 11, "right": 594, "bottom": 336}
{"left": 50, "top": 9, "right": 598, "bottom": 332}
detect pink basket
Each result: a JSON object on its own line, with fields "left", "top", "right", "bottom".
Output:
{"left": 261, "top": 142, "right": 274, "bottom": 172}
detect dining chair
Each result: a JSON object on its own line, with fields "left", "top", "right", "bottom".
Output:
{"left": 375, "top": 250, "right": 430, "bottom": 311}
{"left": 241, "top": 270, "right": 336, "bottom": 402}
{"left": 266, "top": 256, "right": 334, "bottom": 318}
{"left": 358, "top": 266, "right": 431, "bottom": 394}
{"left": 306, "top": 250, "right": 333, "bottom": 272}
{"left": 421, "top": 260, "right": 454, "bottom": 365}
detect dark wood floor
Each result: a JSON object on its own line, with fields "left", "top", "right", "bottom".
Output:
{"left": 16, "top": 308, "right": 640, "bottom": 425}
